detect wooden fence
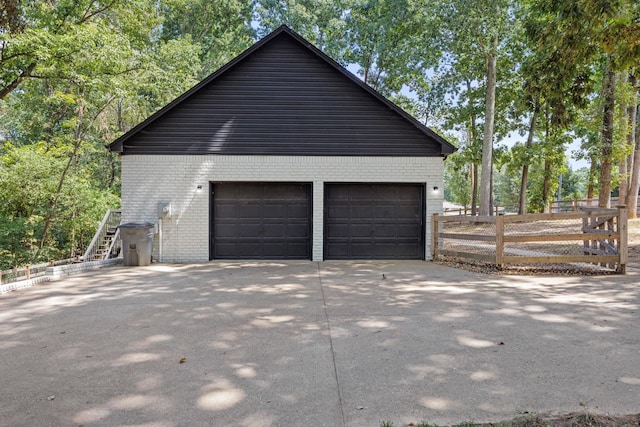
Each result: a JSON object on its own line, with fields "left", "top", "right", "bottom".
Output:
{"left": 446, "top": 197, "right": 639, "bottom": 217}
{"left": 550, "top": 197, "right": 640, "bottom": 214}
{"left": 444, "top": 206, "right": 505, "bottom": 216}
{"left": 432, "top": 206, "right": 628, "bottom": 274}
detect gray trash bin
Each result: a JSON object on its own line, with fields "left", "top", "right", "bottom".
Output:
{"left": 118, "top": 222, "right": 155, "bottom": 266}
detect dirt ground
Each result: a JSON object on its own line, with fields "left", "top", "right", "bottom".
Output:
{"left": 474, "top": 412, "right": 640, "bottom": 427}
{"left": 627, "top": 218, "right": 640, "bottom": 267}
{"left": 435, "top": 218, "right": 640, "bottom": 275}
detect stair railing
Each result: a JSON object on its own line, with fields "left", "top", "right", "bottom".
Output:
{"left": 105, "top": 228, "right": 121, "bottom": 261}
{"left": 83, "top": 209, "right": 121, "bottom": 262}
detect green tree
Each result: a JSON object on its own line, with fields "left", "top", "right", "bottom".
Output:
{"left": 0, "top": 0, "right": 203, "bottom": 267}
{"left": 255, "top": 0, "right": 349, "bottom": 59}
{"left": 0, "top": 0, "right": 160, "bottom": 100}
{"left": 524, "top": 0, "right": 640, "bottom": 207}
{"left": 435, "top": 0, "right": 518, "bottom": 216}
{"left": 159, "top": 0, "right": 254, "bottom": 76}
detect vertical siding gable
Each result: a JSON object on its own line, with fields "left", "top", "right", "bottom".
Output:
{"left": 114, "top": 30, "right": 453, "bottom": 156}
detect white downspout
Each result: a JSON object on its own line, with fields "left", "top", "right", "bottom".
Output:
{"left": 158, "top": 219, "right": 163, "bottom": 263}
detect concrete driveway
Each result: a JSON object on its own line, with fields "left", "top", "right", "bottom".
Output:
{"left": 1, "top": 262, "right": 639, "bottom": 427}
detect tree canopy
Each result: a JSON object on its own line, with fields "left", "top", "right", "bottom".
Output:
{"left": 1, "top": 0, "right": 639, "bottom": 269}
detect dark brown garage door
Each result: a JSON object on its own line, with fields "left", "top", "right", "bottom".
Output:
{"left": 324, "top": 183, "right": 425, "bottom": 259}
{"left": 210, "top": 183, "right": 311, "bottom": 259}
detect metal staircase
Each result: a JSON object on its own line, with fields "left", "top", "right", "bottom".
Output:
{"left": 83, "top": 209, "right": 122, "bottom": 262}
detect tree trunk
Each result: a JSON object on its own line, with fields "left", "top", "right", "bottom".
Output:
{"left": 587, "top": 157, "right": 597, "bottom": 199}
{"left": 479, "top": 37, "right": 498, "bottom": 216}
{"left": 598, "top": 63, "right": 616, "bottom": 208}
{"left": 33, "top": 94, "right": 114, "bottom": 261}
{"left": 490, "top": 166, "right": 494, "bottom": 215}
{"left": 629, "top": 100, "right": 640, "bottom": 219}
{"left": 626, "top": 74, "right": 639, "bottom": 218}
{"left": 619, "top": 72, "right": 630, "bottom": 203}
{"left": 619, "top": 155, "right": 628, "bottom": 202}
{"left": 519, "top": 106, "right": 538, "bottom": 214}
{"left": 36, "top": 137, "right": 82, "bottom": 256}
{"left": 542, "top": 157, "right": 551, "bottom": 213}
{"left": 466, "top": 80, "right": 479, "bottom": 216}
{"left": 471, "top": 163, "right": 478, "bottom": 215}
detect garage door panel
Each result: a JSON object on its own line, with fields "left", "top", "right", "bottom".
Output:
{"left": 324, "top": 183, "right": 424, "bottom": 260}
{"left": 385, "top": 243, "right": 418, "bottom": 257}
{"left": 287, "top": 223, "right": 311, "bottom": 238}
{"left": 325, "top": 224, "right": 349, "bottom": 238}
{"left": 327, "top": 206, "right": 349, "bottom": 219}
{"left": 397, "top": 224, "right": 421, "bottom": 237}
{"left": 370, "top": 227, "right": 399, "bottom": 238}
{"left": 211, "top": 183, "right": 311, "bottom": 259}
{"left": 350, "top": 243, "right": 376, "bottom": 257}
{"left": 394, "top": 206, "right": 420, "bottom": 218}
{"left": 214, "top": 242, "right": 237, "bottom": 255}
{"left": 215, "top": 204, "right": 238, "bottom": 217}
{"left": 214, "top": 223, "right": 263, "bottom": 238}
{"left": 284, "top": 242, "right": 311, "bottom": 255}
{"left": 260, "top": 204, "right": 288, "bottom": 217}
{"left": 372, "top": 243, "right": 398, "bottom": 257}
{"left": 373, "top": 205, "right": 397, "bottom": 218}
{"left": 371, "top": 186, "right": 398, "bottom": 199}
{"left": 287, "top": 205, "right": 311, "bottom": 218}
{"left": 327, "top": 186, "right": 350, "bottom": 200}
{"left": 349, "top": 223, "right": 374, "bottom": 238}
{"left": 325, "top": 242, "right": 348, "bottom": 258}
{"left": 262, "top": 224, "right": 287, "bottom": 238}
{"left": 350, "top": 204, "right": 375, "bottom": 218}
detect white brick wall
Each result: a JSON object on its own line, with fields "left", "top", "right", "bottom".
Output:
{"left": 121, "top": 155, "right": 444, "bottom": 262}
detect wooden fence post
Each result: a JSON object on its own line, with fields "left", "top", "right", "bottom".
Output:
{"left": 495, "top": 214, "right": 504, "bottom": 270}
{"left": 618, "top": 205, "right": 628, "bottom": 274}
{"left": 432, "top": 213, "right": 439, "bottom": 259}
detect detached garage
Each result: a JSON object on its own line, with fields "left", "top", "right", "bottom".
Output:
{"left": 109, "top": 25, "right": 455, "bottom": 262}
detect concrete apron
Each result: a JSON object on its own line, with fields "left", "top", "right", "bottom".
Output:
{"left": 0, "top": 261, "right": 638, "bottom": 427}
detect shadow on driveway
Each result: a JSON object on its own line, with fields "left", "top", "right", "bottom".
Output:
{"left": 0, "top": 261, "right": 638, "bottom": 426}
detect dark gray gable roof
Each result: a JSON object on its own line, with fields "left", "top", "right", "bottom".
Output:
{"left": 109, "top": 25, "right": 456, "bottom": 156}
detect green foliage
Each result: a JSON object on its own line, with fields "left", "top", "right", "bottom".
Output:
{"left": 0, "top": 0, "right": 236, "bottom": 269}
{"left": 0, "top": 144, "right": 119, "bottom": 269}
{"left": 159, "top": 0, "right": 254, "bottom": 76}
{"left": 1, "top": 0, "right": 638, "bottom": 268}
{"left": 255, "top": 0, "right": 349, "bottom": 61}
{"left": 444, "top": 151, "right": 472, "bottom": 207}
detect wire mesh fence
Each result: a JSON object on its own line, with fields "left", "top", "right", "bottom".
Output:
{"left": 433, "top": 207, "right": 628, "bottom": 274}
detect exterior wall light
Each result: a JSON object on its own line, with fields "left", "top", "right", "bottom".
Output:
{"left": 432, "top": 186, "right": 439, "bottom": 192}
{"left": 196, "top": 185, "right": 203, "bottom": 192}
